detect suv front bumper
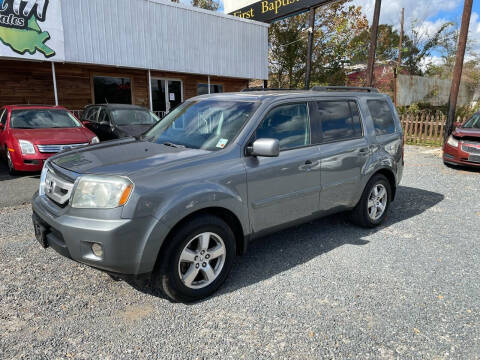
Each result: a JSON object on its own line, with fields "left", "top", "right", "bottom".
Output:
{"left": 31, "top": 193, "right": 169, "bottom": 276}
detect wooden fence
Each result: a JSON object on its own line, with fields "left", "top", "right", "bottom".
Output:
{"left": 399, "top": 114, "right": 468, "bottom": 146}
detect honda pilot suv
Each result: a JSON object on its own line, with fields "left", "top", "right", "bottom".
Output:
{"left": 32, "top": 88, "right": 404, "bottom": 302}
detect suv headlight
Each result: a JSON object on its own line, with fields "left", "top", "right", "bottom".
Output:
{"left": 90, "top": 136, "right": 100, "bottom": 144}
{"left": 19, "top": 140, "right": 36, "bottom": 154}
{"left": 447, "top": 135, "right": 459, "bottom": 148}
{"left": 39, "top": 164, "right": 49, "bottom": 196}
{"left": 71, "top": 175, "right": 133, "bottom": 209}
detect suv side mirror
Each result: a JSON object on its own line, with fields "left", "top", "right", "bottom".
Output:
{"left": 0, "top": 123, "right": 3, "bottom": 131}
{"left": 453, "top": 121, "right": 462, "bottom": 128}
{"left": 247, "top": 138, "right": 280, "bottom": 157}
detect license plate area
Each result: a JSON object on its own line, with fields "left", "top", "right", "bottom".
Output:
{"left": 33, "top": 216, "right": 49, "bottom": 249}
{"left": 468, "top": 154, "right": 480, "bottom": 163}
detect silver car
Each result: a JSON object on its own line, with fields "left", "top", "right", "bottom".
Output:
{"left": 32, "top": 88, "right": 404, "bottom": 302}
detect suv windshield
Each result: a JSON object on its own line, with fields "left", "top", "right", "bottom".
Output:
{"left": 11, "top": 109, "right": 81, "bottom": 129}
{"left": 111, "top": 109, "right": 159, "bottom": 126}
{"left": 462, "top": 113, "right": 480, "bottom": 129}
{"left": 143, "top": 99, "right": 259, "bottom": 151}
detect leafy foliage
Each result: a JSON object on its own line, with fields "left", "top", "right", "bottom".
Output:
{"left": 190, "top": 0, "right": 219, "bottom": 11}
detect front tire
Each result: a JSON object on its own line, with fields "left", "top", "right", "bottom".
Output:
{"left": 350, "top": 174, "right": 391, "bottom": 228}
{"left": 6, "top": 150, "right": 17, "bottom": 176}
{"left": 152, "top": 215, "right": 236, "bottom": 303}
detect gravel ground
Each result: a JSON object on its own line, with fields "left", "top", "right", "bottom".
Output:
{"left": 0, "top": 145, "right": 479, "bottom": 359}
{"left": 0, "top": 162, "right": 39, "bottom": 207}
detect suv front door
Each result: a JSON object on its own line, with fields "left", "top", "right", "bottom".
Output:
{"left": 245, "top": 102, "right": 321, "bottom": 233}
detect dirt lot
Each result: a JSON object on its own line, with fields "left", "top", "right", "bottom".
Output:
{"left": 0, "top": 146, "right": 479, "bottom": 359}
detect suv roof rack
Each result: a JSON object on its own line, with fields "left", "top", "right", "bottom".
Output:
{"left": 311, "top": 86, "right": 379, "bottom": 93}
{"left": 241, "top": 87, "right": 298, "bottom": 92}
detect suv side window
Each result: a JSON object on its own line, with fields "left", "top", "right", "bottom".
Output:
{"left": 98, "top": 108, "right": 110, "bottom": 124}
{"left": 256, "top": 103, "right": 310, "bottom": 150}
{"left": 84, "top": 107, "right": 99, "bottom": 122}
{"left": 367, "top": 99, "right": 395, "bottom": 135}
{"left": 0, "top": 109, "right": 7, "bottom": 127}
{"left": 313, "top": 100, "right": 363, "bottom": 143}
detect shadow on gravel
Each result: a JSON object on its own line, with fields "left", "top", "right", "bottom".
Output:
{"left": 127, "top": 185, "right": 444, "bottom": 302}
{"left": 0, "top": 162, "right": 40, "bottom": 181}
{"left": 444, "top": 162, "right": 480, "bottom": 174}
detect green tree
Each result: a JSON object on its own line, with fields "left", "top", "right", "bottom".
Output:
{"left": 191, "top": 0, "right": 220, "bottom": 11}
{"left": 268, "top": 0, "right": 368, "bottom": 88}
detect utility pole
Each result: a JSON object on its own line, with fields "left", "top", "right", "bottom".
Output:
{"left": 366, "top": 0, "right": 382, "bottom": 87}
{"left": 304, "top": 7, "right": 316, "bottom": 89}
{"left": 445, "top": 0, "right": 473, "bottom": 141}
{"left": 394, "top": 8, "right": 404, "bottom": 106}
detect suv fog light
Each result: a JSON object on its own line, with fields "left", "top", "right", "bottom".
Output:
{"left": 91, "top": 243, "right": 103, "bottom": 257}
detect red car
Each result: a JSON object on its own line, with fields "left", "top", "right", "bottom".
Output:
{"left": 443, "top": 111, "right": 480, "bottom": 168}
{"left": 0, "top": 105, "right": 99, "bottom": 175}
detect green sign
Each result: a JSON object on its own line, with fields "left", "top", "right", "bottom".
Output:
{"left": 0, "top": 0, "right": 63, "bottom": 59}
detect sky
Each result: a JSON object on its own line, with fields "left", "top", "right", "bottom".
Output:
{"left": 180, "top": 0, "right": 480, "bottom": 64}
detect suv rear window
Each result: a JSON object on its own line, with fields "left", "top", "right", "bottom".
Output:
{"left": 313, "top": 100, "right": 362, "bottom": 143}
{"left": 367, "top": 99, "right": 396, "bottom": 135}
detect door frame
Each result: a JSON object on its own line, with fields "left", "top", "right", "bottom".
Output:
{"left": 151, "top": 77, "right": 184, "bottom": 113}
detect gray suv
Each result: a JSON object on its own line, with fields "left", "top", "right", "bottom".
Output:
{"left": 32, "top": 88, "right": 404, "bottom": 302}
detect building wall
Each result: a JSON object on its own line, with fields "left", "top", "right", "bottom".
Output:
{"left": 397, "top": 74, "right": 474, "bottom": 107}
{"left": 0, "top": 60, "right": 249, "bottom": 110}
{"left": 61, "top": 0, "right": 269, "bottom": 80}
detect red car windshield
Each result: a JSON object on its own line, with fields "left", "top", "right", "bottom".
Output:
{"left": 462, "top": 113, "right": 480, "bottom": 129}
{"left": 10, "top": 109, "right": 81, "bottom": 129}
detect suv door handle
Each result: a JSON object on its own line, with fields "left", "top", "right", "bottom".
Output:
{"left": 304, "top": 160, "right": 313, "bottom": 165}
{"left": 359, "top": 147, "right": 369, "bottom": 153}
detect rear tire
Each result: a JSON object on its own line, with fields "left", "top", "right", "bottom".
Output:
{"left": 152, "top": 215, "right": 236, "bottom": 303}
{"left": 350, "top": 174, "right": 391, "bottom": 228}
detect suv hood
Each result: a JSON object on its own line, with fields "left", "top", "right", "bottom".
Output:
{"left": 453, "top": 127, "right": 480, "bottom": 138}
{"left": 12, "top": 128, "right": 92, "bottom": 144}
{"left": 52, "top": 139, "right": 211, "bottom": 175}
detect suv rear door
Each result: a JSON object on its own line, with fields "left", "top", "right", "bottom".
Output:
{"left": 245, "top": 102, "right": 321, "bottom": 232}
{"left": 311, "top": 99, "right": 370, "bottom": 211}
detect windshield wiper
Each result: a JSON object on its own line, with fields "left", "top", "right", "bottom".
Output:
{"left": 163, "top": 142, "right": 186, "bottom": 149}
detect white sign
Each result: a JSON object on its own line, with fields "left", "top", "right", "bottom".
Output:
{"left": 0, "top": 0, "right": 65, "bottom": 61}
{"left": 169, "top": 93, "right": 175, "bottom": 101}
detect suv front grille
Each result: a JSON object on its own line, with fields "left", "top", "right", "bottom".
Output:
{"left": 37, "top": 143, "right": 88, "bottom": 153}
{"left": 45, "top": 169, "right": 74, "bottom": 206}
{"left": 461, "top": 144, "right": 480, "bottom": 155}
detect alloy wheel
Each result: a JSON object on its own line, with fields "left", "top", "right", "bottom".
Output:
{"left": 177, "top": 232, "right": 226, "bottom": 290}
{"left": 367, "top": 184, "right": 387, "bottom": 221}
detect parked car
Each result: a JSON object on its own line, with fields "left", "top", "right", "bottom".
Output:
{"left": 32, "top": 88, "right": 404, "bottom": 302}
{"left": 80, "top": 104, "right": 160, "bottom": 141}
{"left": 0, "top": 105, "right": 99, "bottom": 175}
{"left": 443, "top": 111, "right": 480, "bottom": 168}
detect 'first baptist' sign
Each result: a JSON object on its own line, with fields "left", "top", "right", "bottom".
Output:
{"left": 227, "top": 0, "right": 337, "bottom": 23}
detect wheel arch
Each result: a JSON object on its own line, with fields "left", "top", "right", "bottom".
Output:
{"left": 153, "top": 206, "right": 246, "bottom": 273}
{"left": 371, "top": 167, "right": 397, "bottom": 201}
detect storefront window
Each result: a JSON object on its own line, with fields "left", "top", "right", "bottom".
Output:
{"left": 197, "top": 83, "right": 223, "bottom": 95}
{"left": 94, "top": 76, "right": 132, "bottom": 104}
{"left": 151, "top": 79, "right": 167, "bottom": 113}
